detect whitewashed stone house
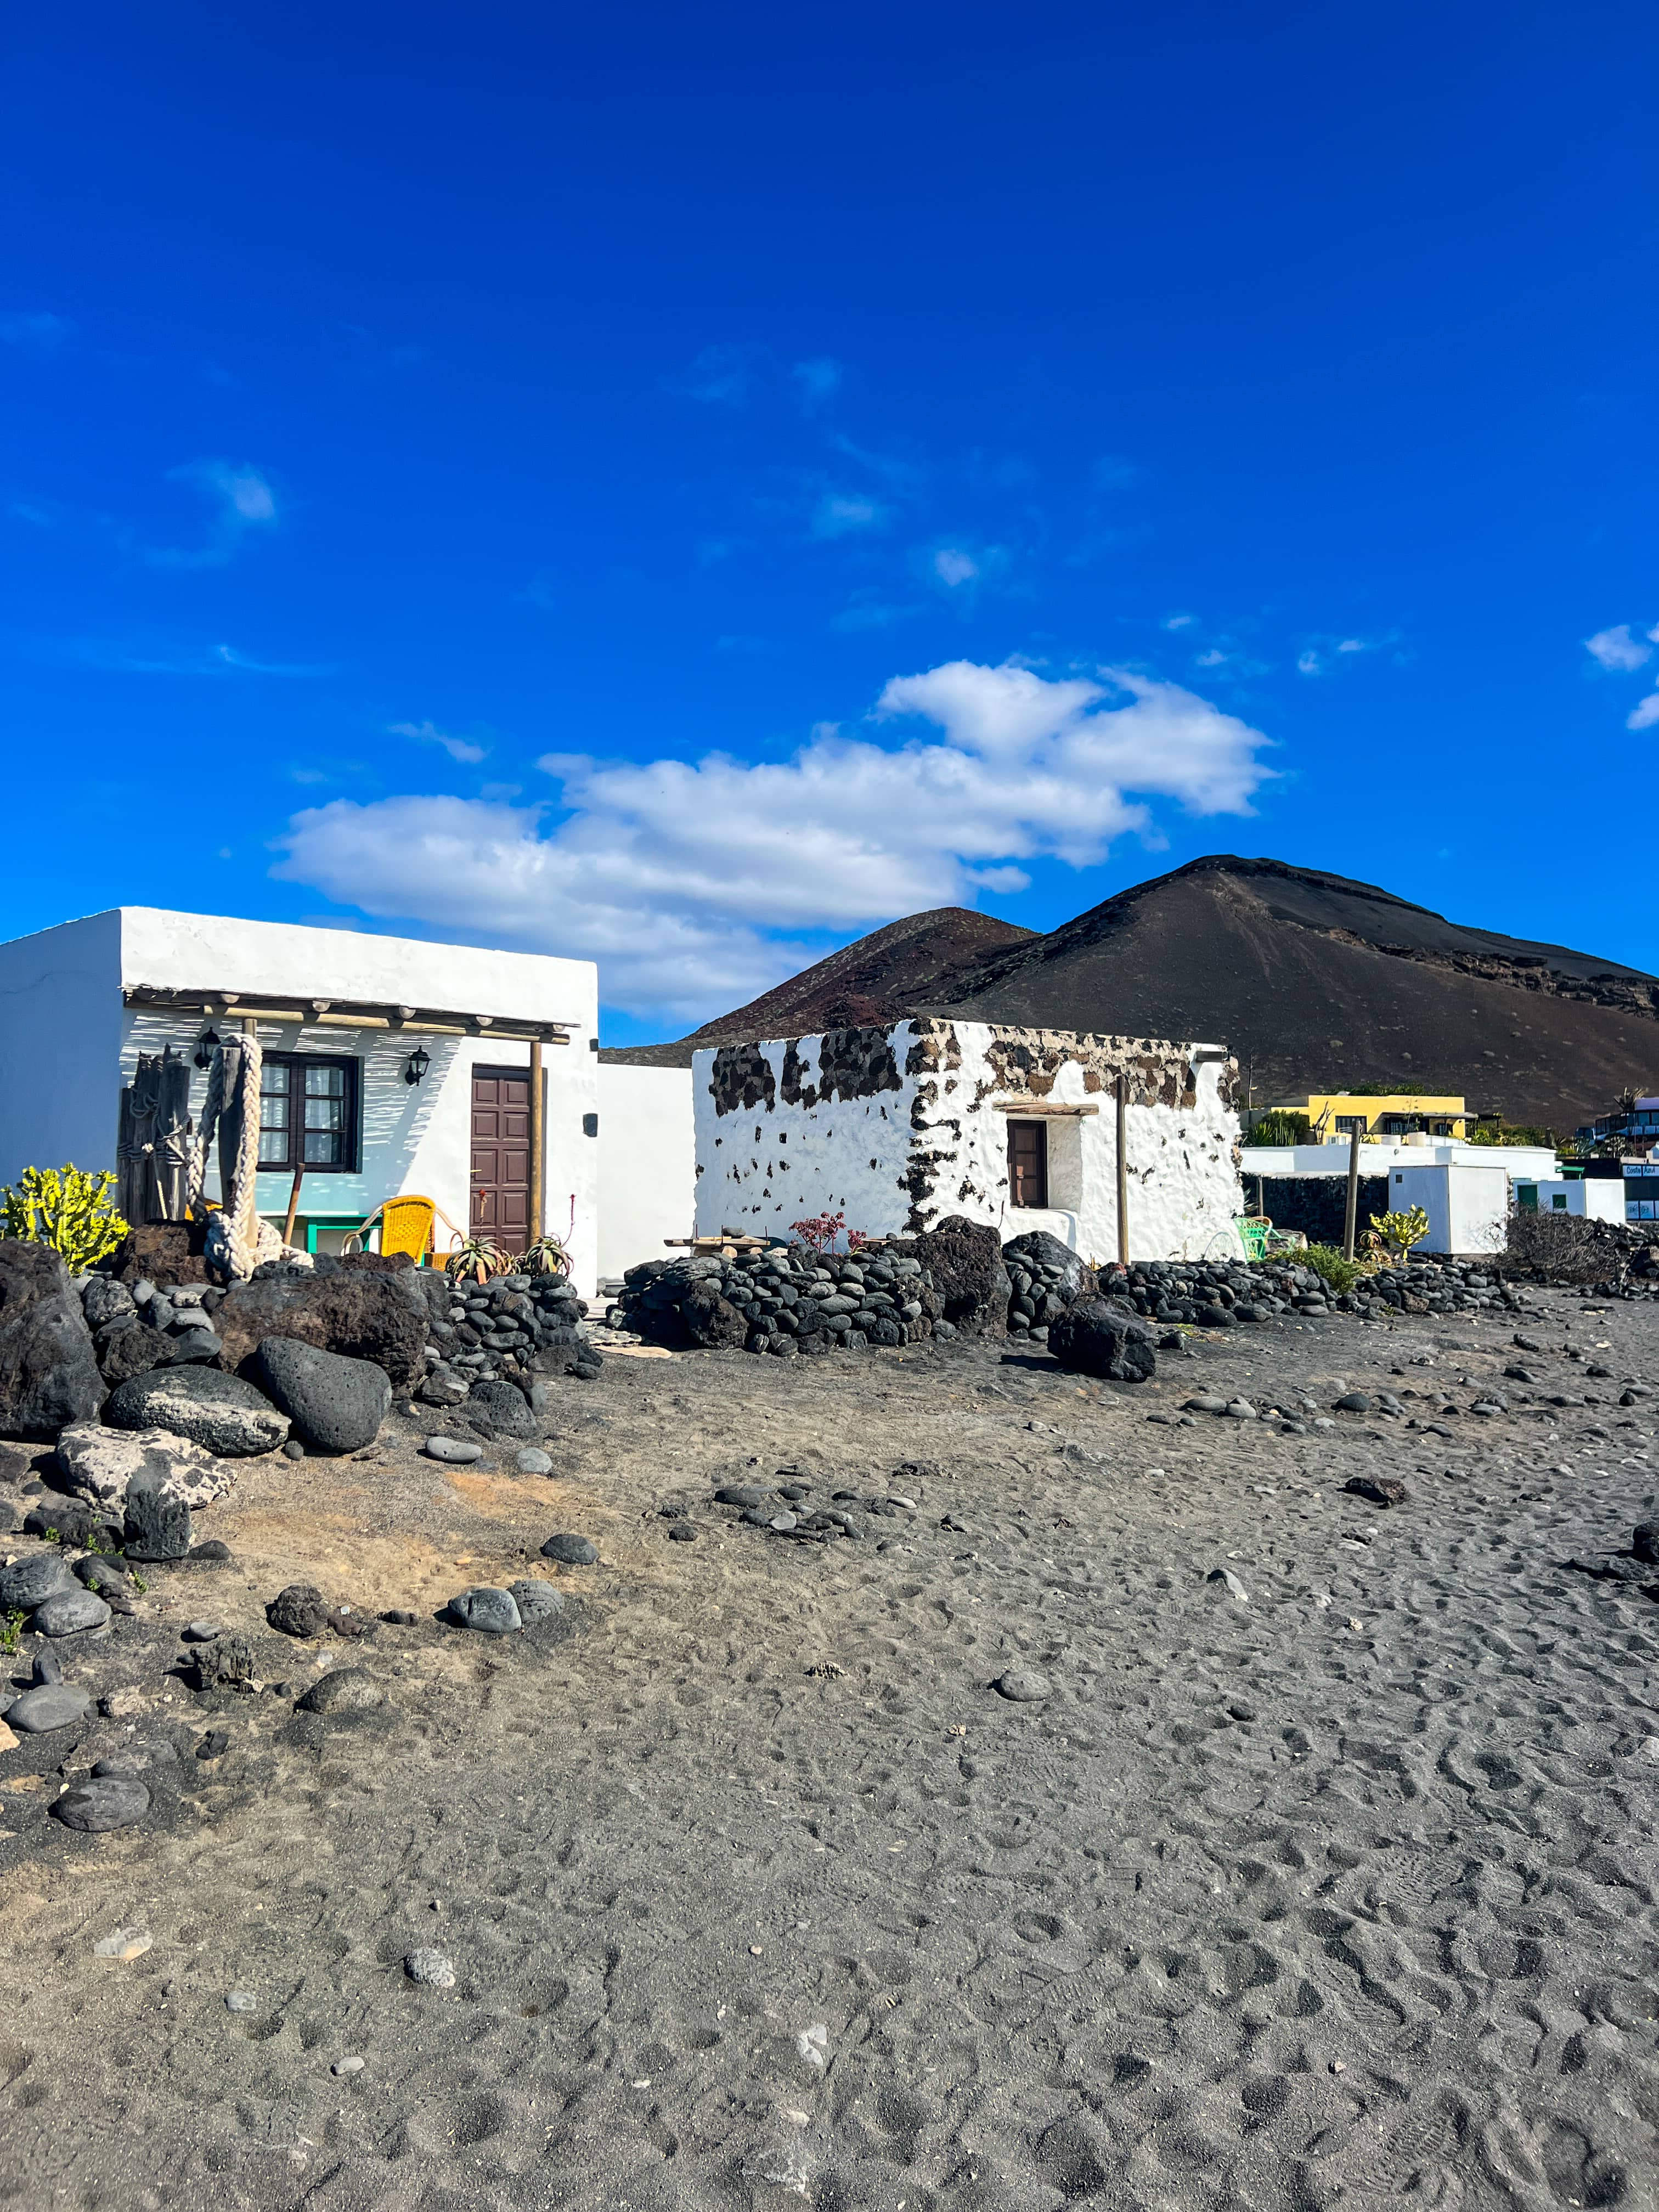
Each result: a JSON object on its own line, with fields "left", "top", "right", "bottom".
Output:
{"left": 693, "top": 1018, "right": 1243, "bottom": 1261}
{"left": 0, "top": 907, "right": 602, "bottom": 1295}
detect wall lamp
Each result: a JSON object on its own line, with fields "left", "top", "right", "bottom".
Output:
{"left": 403, "top": 1043, "right": 432, "bottom": 1087}
{"left": 193, "top": 1026, "right": 221, "bottom": 1070}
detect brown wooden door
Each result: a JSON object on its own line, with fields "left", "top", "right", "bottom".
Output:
{"left": 471, "top": 1068, "right": 531, "bottom": 1249}
{"left": 1008, "top": 1119, "right": 1048, "bottom": 1208}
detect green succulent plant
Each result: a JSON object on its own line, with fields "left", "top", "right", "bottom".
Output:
{"left": 0, "top": 1164, "right": 128, "bottom": 1273}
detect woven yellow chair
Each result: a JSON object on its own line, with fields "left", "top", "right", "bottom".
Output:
{"left": 345, "top": 1195, "right": 461, "bottom": 1265}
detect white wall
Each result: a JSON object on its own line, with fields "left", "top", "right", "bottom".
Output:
{"left": 596, "top": 1064, "right": 695, "bottom": 1280}
{"left": 1517, "top": 1177, "right": 1625, "bottom": 1221}
{"left": 694, "top": 1019, "right": 1243, "bottom": 1262}
{"left": 1246, "top": 1140, "right": 1559, "bottom": 1181}
{"left": 1386, "top": 1162, "right": 1509, "bottom": 1254}
{"left": 0, "top": 912, "right": 126, "bottom": 1186}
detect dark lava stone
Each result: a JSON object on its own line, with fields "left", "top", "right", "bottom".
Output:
{"left": 266, "top": 1583, "right": 329, "bottom": 1638}
{"left": 713, "top": 1486, "right": 768, "bottom": 1508}
{"left": 540, "top": 1532, "right": 598, "bottom": 1566}
{"left": 1344, "top": 1475, "right": 1408, "bottom": 1507}
{"left": 667, "top": 1523, "right": 697, "bottom": 1543}
{"left": 52, "top": 1775, "right": 151, "bottom": 1831}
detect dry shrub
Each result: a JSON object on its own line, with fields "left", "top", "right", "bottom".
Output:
{"left": 1501, "top": 1209, "right": 1617, "bottom": 1284}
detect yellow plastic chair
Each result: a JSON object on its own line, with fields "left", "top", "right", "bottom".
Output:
{"left": 345, "top": 1195, "right": 461, "bottom": 1265}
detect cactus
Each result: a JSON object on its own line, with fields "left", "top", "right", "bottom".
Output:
{"left": 0, "top": 1165, "right": 128, "bottom": 1273}
{"left": 1370, "top": 1205, "right": 1431, "bottom": 1259}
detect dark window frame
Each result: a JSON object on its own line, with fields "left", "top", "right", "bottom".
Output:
{"left": 1007, "top": 1116, "right": 1049, "bottom": 1209}
{"left": 257, "top": 1052, "right": 361, "bottom": 1175}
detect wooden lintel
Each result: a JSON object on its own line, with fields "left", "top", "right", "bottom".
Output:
{"left": 123, "top": 986, "right": 571, "bottom": 1045}
{"left": 991, "top": 1099, "right": 1101, "bottom": 1118}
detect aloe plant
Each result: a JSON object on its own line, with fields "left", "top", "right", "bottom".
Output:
{"left": 444, "top": 1234, "right": 506, "bottom": 1284}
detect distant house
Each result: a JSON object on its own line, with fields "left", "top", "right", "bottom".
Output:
{"left": 692, "top": 1018, "right": 1243, "bottom": 1260}
{"left": 1265, "top": 1090, "right": 1470, "bottom": 1141}
{"left": 0, "top": 907, "right": 603, "bottom": 1294}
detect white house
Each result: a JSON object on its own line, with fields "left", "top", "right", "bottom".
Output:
{"left": 693, "top": 1018, "right": 1243, "bottom": 1261}
{"left": 0, "top": 908, "right": 602, "bottom": 1296}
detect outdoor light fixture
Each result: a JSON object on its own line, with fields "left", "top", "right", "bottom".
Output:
{"left": 194, "top": 1026, "right": 221, "bottom": 1070}
{"left": 403, "top": 1043, "right": 431, "bottom": 1087}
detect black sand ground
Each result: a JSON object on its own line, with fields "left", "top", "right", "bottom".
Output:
{"left": 3, "top": 1292, "right": 1657, "bottom": 2210}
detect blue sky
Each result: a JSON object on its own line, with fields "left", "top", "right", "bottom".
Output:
{"left": 3, "top": 1, "right": 1656, "bottom": 1041}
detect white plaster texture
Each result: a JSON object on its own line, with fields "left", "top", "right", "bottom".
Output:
{"left": 596, "top": 1064, "right": 695, "bottom": 1279}
{"left": 693, "top": 1019, "right": 1243, "bottom": 1262}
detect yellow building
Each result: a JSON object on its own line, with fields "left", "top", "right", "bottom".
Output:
{"left": 1271, "top": 1092, "right": 1469, "bottom": 1141}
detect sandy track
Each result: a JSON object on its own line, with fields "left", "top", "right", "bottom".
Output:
{"left": 2, "top": 1290, "right": 1657, "bottom": 2209}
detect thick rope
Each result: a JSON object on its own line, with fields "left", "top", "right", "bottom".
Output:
{"left": 188, "top": 1035, "right": 269, "bottom": 1279}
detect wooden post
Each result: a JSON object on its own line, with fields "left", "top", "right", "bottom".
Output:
{"left": 529, "top": 1037, "right": 545, "bottom": 1244}
{"left": 282, "top": 1165, "right": 306, "bottom": 1249}
{"left": 1115, "top": 1074, "right": 1130, "bottom": 1266}
{"left": 1343, "top": 1124, "right": 1362, "bottom": 1260}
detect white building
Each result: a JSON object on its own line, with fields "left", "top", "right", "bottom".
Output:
{"left": 693, "top": 1018, "right": 1243, "bottom": 1261}
{"left": 1381, "top": 1159, "right": 1510, "bottom": 1255}
{"left": 1242, "top": 1138, "right": 1560, "bottom": 1183}
{"left": 0, "top": 908, "right": 602, "bottom": 1296}
{"left": 595, "top": 1063, "right": 695, "bottom": 1281}
{"left": 1515, "top": 1175, "right": 1628, "bottom": 1222}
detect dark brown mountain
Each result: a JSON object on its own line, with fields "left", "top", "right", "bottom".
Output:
{"left": 598, "top": 906, "right": 1036, "bottom": 1070}
{"left": 605, "top": 856, "right": 1659, "bottom": 1135}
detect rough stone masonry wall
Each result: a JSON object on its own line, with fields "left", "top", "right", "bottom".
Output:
{"left": 694, "top": 1019, "right": 1243, "bottom": 1260}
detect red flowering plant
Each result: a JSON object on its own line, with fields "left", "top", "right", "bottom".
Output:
{"left": 791, "top": 1211, "right": 848, "bottom": 1254}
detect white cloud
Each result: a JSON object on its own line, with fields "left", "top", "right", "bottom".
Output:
{"left": 1586, "top": 623, "right": 1654, "bottom": 673}
{"left": 1628, "top": 693, "right": 1659, "bottom": 731}
{"left": 63, "top": 635, "right": 323, "bottom": 677}
{"left": 810, "top": 492, "right": 887, "bottom": 539}
{"left": 928, "top": 543, "right": 1007, "bottom": 591}
{"left": 1163, "top": 613, "right": 1195, "bottom": 631}
{"left": 146, "top": 459, "right": 279, "bottom": 568}
{"left": 391, "top": 718, "right": 488, "bottom": 765}
{"left": 273, "top": 659, "right": 1273, "bottom": 1020}
{"left": 933, "top": 548, "right": 979, "bottom": 587}
{"left": 1297, "top": 650, "right": 1322, "bottom": 676}
{"left": 1335, "top": 637, "right": 1368, "bottom": 654}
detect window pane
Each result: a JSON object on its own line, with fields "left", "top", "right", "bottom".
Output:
{"left": 301, "top": 1062, "right": 349, "bottom": 1165}
{"left": 258, "top": 1066, "right": 290, "bottom": 1166}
